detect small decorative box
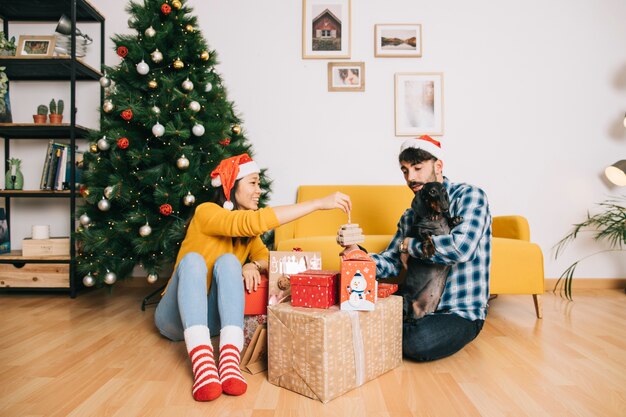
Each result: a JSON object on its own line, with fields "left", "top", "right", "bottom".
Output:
{"left": 244, "top": 274, "right": 269, "bottom": 315}
{"left": 340, "top": 249, "right": 377, "bottom": 311}
{"left": 377, "top": 283, "right": 399, "bottom": 298}
{"left": 290, "top": 270, "right": 340, "bottom": 309}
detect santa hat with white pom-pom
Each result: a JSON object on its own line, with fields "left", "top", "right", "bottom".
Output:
{"left": 210, "top": 153, "right": 260, "bottom": 210}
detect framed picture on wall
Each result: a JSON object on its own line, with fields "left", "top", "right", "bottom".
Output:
{"left": 375, "top": 24, "right": 422, "bottom": 58}
{"left": 394, "top": 72, "right": 444, "bottom": 136}
{"left": 328, "top": 62, "right": 364, "bottom": 92}
{"left": 16, "top": 35, "right": 56, "bottom": 57}
{"left": 302, "top": 0, "right": 351, "bottom": 59}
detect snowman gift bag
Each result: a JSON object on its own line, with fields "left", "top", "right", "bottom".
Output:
{"left": 340, "top": 249, "right": 377, "bottom": 311}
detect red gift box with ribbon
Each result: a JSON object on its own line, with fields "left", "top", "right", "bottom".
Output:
{"left": 244, "top": 274, "right": 269, "bottom": 315}
{"left": 340, "top": 249, "right": 377, "bottom": 311}
{"left": 290, "top": 270, "right": 340, "bottom": 309}
{"left": 377, "top": 283, "right": 399, "bottom": 299}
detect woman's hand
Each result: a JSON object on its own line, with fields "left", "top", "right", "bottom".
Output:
{"left": 242, "top": 262, "right": 261, "bottom": 293}
{"left": 317, "top": 192, "right": 352, "bottom": 213}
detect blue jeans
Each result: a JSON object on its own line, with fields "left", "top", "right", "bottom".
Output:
{"left": 402, "top": 313, "right": 484, "bottom": 362}
{"left": 154, "top": 252, "right": 245, "bottom": 341}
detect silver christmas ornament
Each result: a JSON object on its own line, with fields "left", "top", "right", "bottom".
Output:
{"left": 79, "top": 213, "right": 91, "bottom": 226}
{"left": 205, "top": 82, "right": 213, "bottom": 92}
{"left": 139, "top": 223, "right": 152, "bottom": 237}
{"left": 104, "top": 186, "right": 114, "bottom": 199}
{"left": 147, "top": 273, "right": 158, "bottom": 284}
{"left": 97, "top": 137, "right": 110, "bottom": 151}
{"left": 183, "top": 192, "right": 196, "bottom": 206}
{"left": 152, "top": 122, "right": 165, "bottom": 137}
{"left": 192, "top": 124, "right": 205, "bottom": 136}
{"left": 136, "top": 60, "right": 150, "bottom": 75}
{"left": 176, "top": 155, "right": 190, "bottom": 170}
{"left": 98, "top": 197, "right": 111, "bottom": 211}
{"left": 188, "top": 101, "right": 201, "bottom": 112}
{"left": 151, "top": 49, "right": 163, "bottom": 63}
{"left": 151, "top": 106, "right": 161, "bottom": 115}
{"left": 104, "top": 270, "right": 117, "bottom": 285}
{"left": 145, "top": 26, "right": 156, "bottom": 37}
{"left": 103, "top": 100, "right": 114, "bottom": 113}
{"left": 83, "top": 273, "right": 95, "bottom": 287}
{"left": 181, "top": 78, "right": 194, "bottom": 91}
{"left": 99, "top": 76, "right": 111, "bottom": 88}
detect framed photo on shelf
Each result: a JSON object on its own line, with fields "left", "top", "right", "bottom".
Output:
{"left": 16, "top": 35, "right": 56, "bottom": 58}
{"left": 375, "top": 24, "right": 422, "bottom": 58}
{"left": 394, "top": 72, "right": 444, "bottom": 136}
{"left": 328, "top": 62, "right": 364, "bottom": 92}
{"left": 302, "top": 0, "right": 351, "bottom": 59}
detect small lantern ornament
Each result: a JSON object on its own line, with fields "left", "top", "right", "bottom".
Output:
{"left": 176, "top": 155, "right": 190, "bottom": 170}
{"left": 98, "top": 197, "right": 111, "bottom": 211}
{"left": 192, "top": 124, "right": 205, "bottom": 137}
{"left": 97, "top": 136, "right": 110, "bottom": 151}
{"left": 181, "top": 78, "right": 194, "bottom": 91}
{"left": 151, "top": 49, "right": 163, "bottom": 63}
{"left": 139, "top": 222, "right": 152, "bottom": 237}
{"left": 83, "top": 273, "right": 96, "bottom": 287}
{"left": 152, "top": 121, "right": 165, "bottom": 137}
{"left": 147, "top": 273, "right": 159, "bottom": 284}
{"left": 104, "top": 270, "right": 117, "bottom": 285}
{"left": 145, "top": 26, "right": 156, "bottom": 37}
{"left": 183, "top": 192, "right": 196, "bottom": 206}
{"left": 136, "top": 60, "right": 150, "bottom": 75}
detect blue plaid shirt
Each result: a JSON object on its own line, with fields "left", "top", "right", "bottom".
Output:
{"left": 370, "top": 177, "right": 492, "bottom": 321}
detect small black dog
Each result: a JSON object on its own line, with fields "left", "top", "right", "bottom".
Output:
{"left": 401, "top": 182, "right": 463, "bottom": 320}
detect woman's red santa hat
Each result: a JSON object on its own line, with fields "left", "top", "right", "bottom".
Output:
{"left": 210, "top": 153, "right": 260, "bottom": 210}
{"left": 400, "top": 135, "right": 443, "bottom": 161}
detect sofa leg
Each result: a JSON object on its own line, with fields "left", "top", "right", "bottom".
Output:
{"left": 532, "top": 294, "right": 543, "bottom": 319}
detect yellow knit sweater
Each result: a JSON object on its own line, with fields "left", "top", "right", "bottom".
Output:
{"left": 165, "top": 202, "right": 280, "bottom": 293}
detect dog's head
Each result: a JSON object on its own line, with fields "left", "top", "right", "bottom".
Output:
{"left": 411, "top": 182, "right": 449, "bottom": 217}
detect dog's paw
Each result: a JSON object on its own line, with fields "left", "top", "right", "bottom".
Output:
{"left": 421, "top": 236, "right": 435, "bottom": 258}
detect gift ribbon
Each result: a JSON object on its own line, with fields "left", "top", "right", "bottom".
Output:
{"left": 348, "top": 310, "right": 366, "bottom": 387}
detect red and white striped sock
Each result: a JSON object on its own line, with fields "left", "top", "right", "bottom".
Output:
{"left": 218, "top": 326, "right": 247, "bottom": 396}
{"left": 184, "top": 325, "right": 222, "bottom": 401}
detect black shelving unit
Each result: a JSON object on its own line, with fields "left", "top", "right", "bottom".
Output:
{"left": 0, "top": 0, "right": 104, "bottom": 296}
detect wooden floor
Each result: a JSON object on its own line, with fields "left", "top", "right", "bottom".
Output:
{"left": 1, "top": 284, "right": 625, "bottom": 417}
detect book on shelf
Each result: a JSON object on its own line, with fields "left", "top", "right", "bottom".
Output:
{"left": 0, "top": 208, "right": 9, "bottom": 254}
{"left": 39, "top": 142, "right": 81, "bottom": 191}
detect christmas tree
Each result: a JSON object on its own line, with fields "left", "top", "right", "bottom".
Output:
{"left": 76, "top": 0, "right": 270, "bottom": 287}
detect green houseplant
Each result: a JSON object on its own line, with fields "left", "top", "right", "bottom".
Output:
{"left": 33, "top": 104, "right": 48, "bottom": 124}
{"left": 49, "top": 99, "right": 64, "bottom": 124}
{"left": 553, "top": 195, "right": 625, "bottom": 300}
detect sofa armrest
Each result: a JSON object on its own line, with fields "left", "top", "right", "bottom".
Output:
{"left": 492, "top": 215, "right": 531, "bottom": 241}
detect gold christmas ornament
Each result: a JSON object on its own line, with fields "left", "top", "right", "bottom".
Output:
{"left": 172, "top": 0, "right": 182, "bottom": 9}
{"left": 200, "top": 51, "right": 209, "bottom": 61}
{"left": 90, "top": 143, "right": 98, "bottom": 153}
{"left": 231, "top": 125, "right": 241, "bottom": 135}
{"left": 148, "top": 79, "right": 158, "bottom": 89}
{"left": 185, "top": 24, "right": 194, "bottom": 32}
{"left": 173, "top": 58, "right": 184, "bottom": 69}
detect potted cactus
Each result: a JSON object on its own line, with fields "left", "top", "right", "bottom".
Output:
{"left": 33, "top": 104, "right": 48, "bottom": 124}
{"left": 49, "top": 99, "right": 64, "bottom": 124}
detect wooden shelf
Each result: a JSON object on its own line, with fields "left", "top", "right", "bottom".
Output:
{"left": 0, "top": 250, "right": 70, "bottom": 262}
{"left": 0, "top": 189, "right": 74, "bottom": 197}
{"left": 0, "top": 57, "right": 102, "bottom": 81}
{"left": 0, "top": 0, "right": 104, "bottom": 22}
{"left": 0, "top": 123, "right": 91, "bottom": 139}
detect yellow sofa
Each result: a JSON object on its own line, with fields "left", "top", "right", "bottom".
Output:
{"left": 274, "top": 185, "right": 545, "bottom": 318}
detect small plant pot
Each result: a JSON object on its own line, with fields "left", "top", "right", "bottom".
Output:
{"left": 49, "top": 114, "right": 63, "bottom": 124}
{"left": 33, "top": 114, "right": 47, "bottom": 124}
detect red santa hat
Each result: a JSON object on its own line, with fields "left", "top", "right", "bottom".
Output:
{"left": 210, "top": 153, "right": 260, "bottom": 210}
{"left": 400, "top": 135, "right": 443, "bottom": 161}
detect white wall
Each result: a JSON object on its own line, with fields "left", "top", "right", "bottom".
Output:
{"left": 3, "top": 0, "right": 625, "bottom": 279}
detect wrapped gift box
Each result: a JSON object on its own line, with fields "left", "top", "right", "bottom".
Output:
{"left": 377, "top": 283, "right": 399, "bottom": 298}
{"left": 340, "top": 249, "right": 377, "bottom": 311}
{"left": 244, "top": 274, "right": 269, "bottom": 315}
{"left": 290, "top": 270, "right": 340, "bottom": 309}
{"left": 268, "top": 295, "right": 402, "bottom": 403}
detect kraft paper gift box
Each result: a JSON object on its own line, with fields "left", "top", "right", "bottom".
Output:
{"left": 268, "top": 250, "right": 322, "bottom": 306}
{"left": 244, "top": 274, "right": 269, "bottom": 315}
{"left": 340, "top": 249, "right": 377, "bottom": 311}
{"left": 290, "top": 270, "right": 340, "bottom": 309}
{"left": 268, "top": 295, "right": 402, "bottom": 403}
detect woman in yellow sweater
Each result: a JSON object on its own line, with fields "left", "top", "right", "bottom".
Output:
{"left": 155, "top": 153, "right": 351, "bottom": 402}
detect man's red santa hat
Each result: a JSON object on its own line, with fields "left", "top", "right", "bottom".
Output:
{"left": 210, "top": 153, "right": 260, "bottom": 210}
{"left": 400, "top": 135, "right": 443, "bottom": 161}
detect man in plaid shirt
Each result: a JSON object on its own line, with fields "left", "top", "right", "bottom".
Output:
{"left": 344, "top": 136, "right": 491, "bottom": 361}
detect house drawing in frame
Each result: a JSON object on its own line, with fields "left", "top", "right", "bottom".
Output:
{"left": 312, "top": 9, "right": 342, "bottom": 51}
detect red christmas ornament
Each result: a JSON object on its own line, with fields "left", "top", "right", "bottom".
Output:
{"left": 160, "top": 203, "right": 173, "bottom": 216}
{"left": 117, "top": 137, "right": 130, "bottom": 149}
{"left": 117, "top": 46, "right": 128, "bottom": 58}
{"left": 79, "top": 185, "right": 89, "bottom": 198}
{"left": 219, "top": 138, "right": 230, "bottom": 146}
{"left": 161, "top": 3, "right": 172, "bottom": 14}
{"left": 121, "top": 109, "right": 133, "bottom": 121}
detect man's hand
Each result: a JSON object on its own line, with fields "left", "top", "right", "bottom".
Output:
{"left": 242, "top": 262, "right": 261, "bottom": 293}
{"left": 339, "top": 244, "right": 360, "bottom": 256}
{"left": 400, "top": 237, "right": 410, "bottom": 270}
